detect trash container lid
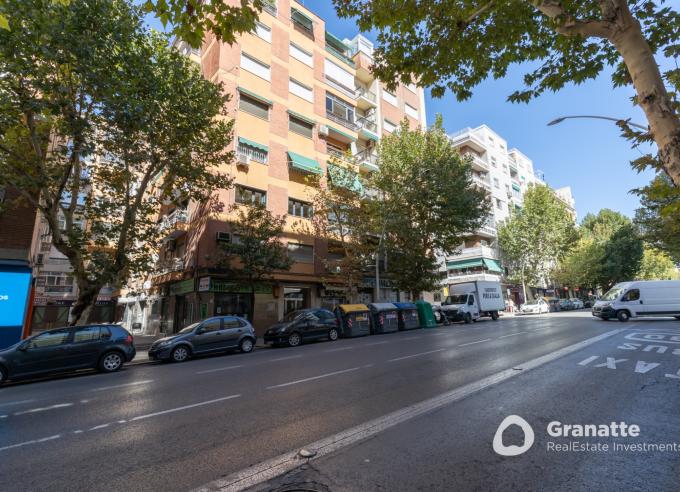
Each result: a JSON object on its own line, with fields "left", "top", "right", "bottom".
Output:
{"left": 393, "top": 302, "right": 417, "bottom": 310}
{"left": 337, "top": 304, "right": 370, "bottom": 314}
{"left": 414, "top": 300, "right": 432, "bottom": 306}
{"left": 368, "top": 302, "right": 398, "bottom": 312}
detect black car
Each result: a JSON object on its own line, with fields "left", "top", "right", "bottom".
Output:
{"left": 0, "top": 325, "right": 136, "bottom": 384}
{"left": 148, "top": 316, "right": 256, "bottom": 362}
{"left": 264, "top": 308, "right": 339, "bottom": 347}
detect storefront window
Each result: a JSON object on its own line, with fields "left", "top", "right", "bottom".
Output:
{"left": 284, "top": 287, "right": 309, "bottom": 315}
{"left": 215, "top": 292, "right": 253, "bottom": 320}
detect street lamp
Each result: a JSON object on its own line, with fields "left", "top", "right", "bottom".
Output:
{"left": 547, "top": 115, "right": 648, "bottom": 131}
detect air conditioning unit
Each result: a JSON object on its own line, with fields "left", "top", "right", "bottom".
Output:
{"left": 216, "top": 231, "right": 231, "bottom": 242}
{"left": 318, "top": 125, "right": 329, "bottom": 137}
{"left": 237, "top": 153, "right": 250, "bottom": 166}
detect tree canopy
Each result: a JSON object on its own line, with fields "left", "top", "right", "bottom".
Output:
{"left": 637, "top": 246, "right": 679, "bottom": 280}
{"left": 634, "top": 174, "right": 680, "bottom": 261}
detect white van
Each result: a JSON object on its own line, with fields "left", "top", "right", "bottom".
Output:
{"left": 592, "top": 280, "right": 680, "bottom": 322}
{"left": 440, "top": 281, "right": 506, "bottom": 323}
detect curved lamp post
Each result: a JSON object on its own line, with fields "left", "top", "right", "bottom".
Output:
{"left": 547, "top": 115, "right": 647, "bottom": 131}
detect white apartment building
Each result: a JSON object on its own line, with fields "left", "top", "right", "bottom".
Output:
{"left": 440, "top": 125, "right": 574, "bottom": 300}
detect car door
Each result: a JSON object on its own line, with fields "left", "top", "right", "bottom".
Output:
{"left": 67, "top": 326, "right": 104, "bottom": 368}
{"left": 621, "top": 288, "right": 642, "bottom": 315}
{"left": 316, "top": 310, "right": 337, "bottom": 336}
{"left": 190, "top": 318, "right": 224, "bottom": 353}
{"left": 468, "top": 295, "right": 479, "bottom": 317}
{"left": 221, "top": 317, "right": 245, "bottom": 348}
{"left": 12, "top": 328, "right": 73, "bottom": 377}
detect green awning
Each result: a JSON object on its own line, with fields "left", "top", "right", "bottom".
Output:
{"left": 291, "top": 8, "right": 313, "bottom": 29}
{"left": 237, "top": 86, "right": 272, "bottom": 105}
{"left": 512, "top": 183, "right": 521, "bottom": 191}
{"left": 447, "top": 258, "right": 484, "bottom": 270}
{"left": 328, "top": 125, "right": 356, "bottom": 141}
{"left": 483, "top": 258, "right": 503, "bottom": 273}
{"left": 238, "top": 137, "right": 268, "bottom": 152}
{"left": 360, "top": 128, "right": 379, "bottom": 142}
{"left": 287, "top": 110, "right": 316, "bottom": 126}
{"left": 325, "top": 31, "right": 347, "bottom": 52}
{"left": 327, "top": 164, "right": 363, "bottom": 193}
{"left": 288, "top": 151, "right": 322, "bottom": 175}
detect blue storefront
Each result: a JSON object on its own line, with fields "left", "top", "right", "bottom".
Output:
{"left": 0, "top": 263, "right": 32, "bottom": 349}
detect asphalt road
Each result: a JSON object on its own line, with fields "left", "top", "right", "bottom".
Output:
{"left": 2, "top": 312, "right": 676, "bottom": 491}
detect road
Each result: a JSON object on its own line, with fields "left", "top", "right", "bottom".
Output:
{"left": 1, "top": 312, "right": 679, "bottom": 491}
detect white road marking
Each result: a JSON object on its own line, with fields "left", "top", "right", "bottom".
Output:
{"left": 578, "top": 356, "right": 599, "bottom": 366}
{"left": 388, "top": 348, "right": 446, "bottom": 362}
{"left": 194, "top": 328, "right": 624, "bottom": 492}
{"left": 0, "top": 415, "right": 7, "bottom": 419}
{"left": 0, "top": 399, "right": 36, "bottom": 408}
{"left": 13, "top": 403, "right": 73, "bottom": 416}
{"left": 73, "top": 430, "right": 83, "bottom": 434}
{"left": 269, "top": 355, "right": 303, "bottom": 362}
{"left": 324, "top": 346, "right": 354, "bottom": 353}
{"left": 89, "top": 423, "right": 110, "bottom": 431}
{"left": 0, "top": 435, "right": 61, "bottom": 452}
{"left": 458, "top": 338, "right": 492, "bottom": 347}
{"left": 90, "top": 380, "right": 153, "bottom": 392}
{"left": 498, "top": 332, "right": 528, "bottom": 339}
{"left": 195, "top": 365, "right": 244, "bottom": 375}
{"left": 267, "top": 367, "right": 362, "bottom": 389}
{"left": 129, "top": 395, "right": 241, "bottom": 422}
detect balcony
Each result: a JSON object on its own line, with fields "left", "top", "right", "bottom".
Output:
{"left": 354, "top": 86, "right": 377, "bottom": 110}
{"left": 473, "top": 175, "right": 492, "bottom": 192}
{"left": 326, "top": 44, "right": 355, "bottom": 68}
{"left": 154, "top": 257, "right": 185, "bottom": 276}
{"left": 462, "top": 152, "right": 489, "bottom": 172}
{"left": 326, "top": 110, "right": 358, "bottom": 131}
{"left": 478, "top": 221, "right": 497, "bottom": 238}
{"left": 328, "top": 148, "right": 355, "bottom": 166}
{"left": 449, "top": 245, "right": 497, "bottom": 261}
{"left": 262, "top": 0, "right": 277, "bottom": 17}
{"left": 355, "top": 148, "right": 379, "bottom": 172}
{"left": 158, "top": 208, "right": 189, "bottom": 240}
{"left": 446, "top": 272, "right": 502, "bottom": 283}
{"left": 450, "top": 128, "right": 487, "bottom": 153}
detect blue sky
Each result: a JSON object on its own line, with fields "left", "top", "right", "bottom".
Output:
{"left": 147, "top": 1, "right": 657, "bottom": 221}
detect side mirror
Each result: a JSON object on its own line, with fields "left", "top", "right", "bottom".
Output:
{"left": 18, "top": 342, "right": 29, "bottom": 351}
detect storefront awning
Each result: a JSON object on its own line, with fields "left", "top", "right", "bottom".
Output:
{"left": 238, "top": 136, "right": 268, "bottom": 153}
{"left": 483, "top": 258, "right": 503, "bottom": 273}
{"left": 327, "top": 163, "right": 363, "bottom": 193}
{"left": 287, "top": 151, "right": 323, "bottom": 175}
{"left": 447, "top": 258, "right": 484, "bottom": 270}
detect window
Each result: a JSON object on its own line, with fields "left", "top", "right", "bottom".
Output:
{"left": 326, "top": 93, "right": 355, "bottom": 125}
{"left": 254, "top": 22, "right": 271, "bottom": 42}
{"left": 493, "top": 178, "right": 499, "bottom": 188}
{"left": 200, "top": 318, "right": 222, "bottom": 332}
{"left": 289, "top": 115, "right": 314, "bottom": 138}
{"left": 73, "top": 326, "right": 102, "bottom": 343}
{"left": 290, "top": 43, "right": 313, "bottom": 67}
{"left": 324, "top": 58, "right": 355, "bottom": 95}
{"left": 237, "top": 140, "right": 268, "bottom": 164}
{"left": 288, "top": 199, "right": 313, "bottom": 218}
{"left": 287, "top": 243, "right": 314, "bottom": 263}
{"left": 239, "top": 93, "right": 269, "bottom": 120}
{"left": 383, "top": 119, "right": 397, "bottom": 133}
{"left": 622, "top": 289, "right": 640, "bottom": 302}
{"left": 28, "top": 329, "right": 70, "bottom": 348}
{"left": 42, "top": 272, "right": 74, "bottom": 293}
{"left": 382, "top": 90, "right": 398, "bottom": 106}
{"left": 496, "top": 198, "right": 503, "bottom": 209}
{"left": 235, "top": 185, "right": 267, "bottom": 205}
{"left": 289, "top": 78, "right": 313, "bottom": 102}
{"left": 406, "top": 83, "right": 418, "bottom": 93}
{"left": 240, "top": 53, "right": 270, "bottom": 81}
{"left": 405, "top": 103, "right": 418, "bottom": 119}
{"left": 223, "top": 317, "right": 243, "bottom": 329}
{"left": 491, "top": 157, "right": 497, "bottom": 167}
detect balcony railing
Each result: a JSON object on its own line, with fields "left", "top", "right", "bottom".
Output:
{"left": 238, "top": 146, "right": 268, "bottom": 164}
{"left": 450, "top": 245, "right": 497, "bottom": 261}
{"left": 155, "top": 258, "right": 185, "bottom": 275}
{"left": 354, "top": 87, "right": 377, "bottom": 103}
{"left": 473, "top": 175, "right": 492, "bottom": 190}
{"left": 325, "top": 45, "right": 355, "bottom": 67}
{"left": 328, "top": 148, "right": 354, "bottom": 165}
{"left": 262, "top": 0, "right": 277, "bottom": 16}
{"left": 159, "top": 209, "right": 189, "bottom": 233}
{"left": 326, "top": 110, "right": 358, "bottom": 131}
{"left": 355, "top": 148, "right": 378, "bottom": 166}
{"left": 356, "top": 116, "right": 377, "bottom": 133}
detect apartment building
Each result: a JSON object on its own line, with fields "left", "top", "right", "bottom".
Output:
{"left": 151, "top": 1, "right": 427, "bottom": 335}
{"left": 441, "top": 125, "right": 575, "bottom": 304}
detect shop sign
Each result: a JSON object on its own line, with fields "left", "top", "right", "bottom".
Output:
{"left": 361, "top": 277, "right": 395, "bottom": 289}
{"left": 169, "top": 278, "right": 194, "bottom": 296}
{"left": 33, "top": 296, "right": 48, "bottom": 306}
{"left": 210, "top": 280, "right": 272, "bottom": 294}
{"left": 198, "top": 277, "right": 211, "bottom": 292}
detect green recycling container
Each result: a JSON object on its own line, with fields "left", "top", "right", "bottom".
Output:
{"left": 415, "top": 300, "right": 437, "bottom": 328}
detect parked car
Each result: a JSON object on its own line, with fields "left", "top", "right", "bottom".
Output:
{"left": 520, "top": 298, "right": 550, "bottom": 315}
{"left": 593, "top": 280, "right": 680, "bottom": 322}
{"left": 264, "top": 308, "right": 339, "bottom": 347}
{"left": 0, "top": 325, "right": 136, "bottom": 384}
{"left": 559, "top": 298, "right": 574, "bottom": 311}
{"left": 570, "top": 298, "right": 584, "bottom": 309}
{"left": 545, "top": 297, "right": 562, "bottom": 312}
{"left": 148, "top": 316, "right": 255, "bottom": 362}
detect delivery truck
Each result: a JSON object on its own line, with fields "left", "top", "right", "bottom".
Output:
{"left": 440, "top": 281, "right": 506, "bottom": 324}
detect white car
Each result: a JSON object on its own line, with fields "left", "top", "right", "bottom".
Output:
{"left": 520, "top": 298, "right": 550, "bottom": 314}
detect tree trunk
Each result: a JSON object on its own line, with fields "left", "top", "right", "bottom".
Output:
{"left": 612, "top": 8, "right": 680, "bottom": 186}
{"left": 70, "top": 283, "right": 100, "bottom": 326}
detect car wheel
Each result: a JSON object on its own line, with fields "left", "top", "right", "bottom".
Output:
{"left": 328, "top": 328, "right": 339, "bottom": 341}
{"left": 171, "top": 345, "right": 191, "bottom": 362}
{"left": 464, "top": 313, "right": 472, "bottom": 324}
{"left": 0, "top": 365, "right": 7, "bottom": 385}
{"left": 288, "top": 332, "right": 302, "bottom": 347}
{"left": 617, "top": 310, "right": 630, "bottom": 322}
{"left": 98, "top": 351, "right": 124, "bottom": 373}
{"left": 239, "top": 338, "right": 254, "bottom": 353}
{"left": 490, "top": 311, "right": 499, "bottom": 321}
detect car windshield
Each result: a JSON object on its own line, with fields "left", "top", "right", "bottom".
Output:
{"left": 178, "top": 322, "right": 200, "bottom": 334}
{"left": 281, "top": 311, "right": 306, "bottom": 323}
{"left": 443, "top": 295, "right": 468, "bottom": 305}
{"left": 601, "top": 287, "right": 625, "bottom": 301}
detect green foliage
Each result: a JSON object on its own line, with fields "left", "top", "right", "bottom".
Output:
{"left": 634, "top": 174, "right": 680, "bottom": 260}
{"left": 216, "top": 203, "right": 292, "bottom": 290}
{"left": 637, "top": 246, "right": 679, "bottom": 280}
{"left": 599, "top": 223, "right": 644, "bottom": 287}
{"left": 0, "top": 0, "right": 233, "bottom": 323}
{"left": 498, "top": 184, "right": 577, "bottom": 294}
{"left": 368, "top": 117, "right": 490, "bottom": 296}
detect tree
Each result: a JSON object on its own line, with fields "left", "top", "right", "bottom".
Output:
{"left": 296, "top": 156, "right": 374, "bottom": 303}
{"left": 216, "top": 203, "right": 292, "bottom": 310}
{"left": 637, "top": 246, "right": 679, "bottom": 280}
{"left": 598, "top": 223, "right": 644, "bottom": 287}
{"left": 368, "top": 117, "right": 489, "bottom": 299}
{"left": 498, "top": 184, "right": 576, "bottom": 302}
{"left": 634, "top": 175, "right": 680, "bottom": 261}
{"left": 333, "top": 1, "right": 680, "bottom": 188}
{"left": 554, "top": 236, "right": 601, "bottom": 292}
{"left": 0, "top": 0, "right": 233, "bottom": 324}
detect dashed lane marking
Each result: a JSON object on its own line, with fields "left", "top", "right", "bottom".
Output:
{"left": 266, "top": 368, "right": 362, "bottom": 389}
